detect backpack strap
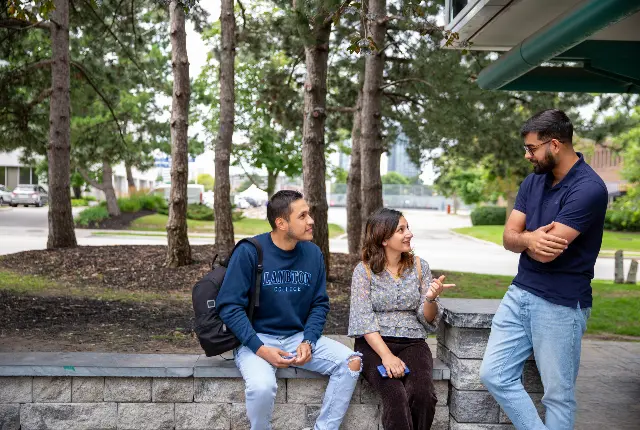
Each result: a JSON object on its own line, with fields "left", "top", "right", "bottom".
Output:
{"left": 223, "top": 237, "right": 263, "bottom": 321}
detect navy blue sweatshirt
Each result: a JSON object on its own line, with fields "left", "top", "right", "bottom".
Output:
{"left": 216, "top": 232, "right": 330, "bottom": 353}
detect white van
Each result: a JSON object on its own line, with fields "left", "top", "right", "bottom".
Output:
{"left": 149, "top": 184, "right": 205, "bottom": 205}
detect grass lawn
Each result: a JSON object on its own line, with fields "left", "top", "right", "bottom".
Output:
{"left": 453, "top": 225, "right": 640, "bottom": 254}
{"left": 431, "top": 269, "right": 640, "bottom": 338}
{"left": 129, "top": 214, "right": 346, "bottom": 238}
{"left": 2, "top": 267, "right": 638, "bottom": 339}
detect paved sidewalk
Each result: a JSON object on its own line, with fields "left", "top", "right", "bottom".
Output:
{"left": 331, "top": 336, "right": 640, "bottom": 429}
{"left": 576, "top": 340, "right": 640, "bottom": 429}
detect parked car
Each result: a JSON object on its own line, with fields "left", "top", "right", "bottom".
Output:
{"left": 10, "top": 184, "right": 48, "bottom": 207}
{"left": 148, "top": 183, "right": 205, "bottom": 206}
{"left": 0, "top": 185, "right": 11, "bottom": 205}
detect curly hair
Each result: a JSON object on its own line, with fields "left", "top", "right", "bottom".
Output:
{"left": 361, "top": 208, "right": 414, "bottom": 275}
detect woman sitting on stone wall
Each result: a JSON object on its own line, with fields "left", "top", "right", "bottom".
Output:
{"left": 348, "top": 208, "right": 455, "bottom": 430}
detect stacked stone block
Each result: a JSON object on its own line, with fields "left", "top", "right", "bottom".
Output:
{"left": 0, "top": 373, "right": 450, "bottom": 429}
{"left": 437, "top": 299, "right": 545, "bottom": 430}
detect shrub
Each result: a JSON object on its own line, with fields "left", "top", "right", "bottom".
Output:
{"left": 71, "top": 199, "right": 88, "bottom": 207}
{"left": 84, "top": 195, "right": 97, "bottom": 202}
{"left": 604, "top": 190, "right": 640, "bottom": 231}
{"left": 187, "top": 203, "right": 214, "bottom": 221}
{"left": 75, "top": 206, "right": 109, "bottom": 227}
{"left": 117, "top": 197, "right": 142, "bottom": 213}
{"left": 117, "top": 194, "right": 167, "bottom": 213}
{"left": 471, "top": 206, "right": 506, "bottom": 226}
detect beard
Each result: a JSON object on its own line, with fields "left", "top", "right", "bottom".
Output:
{"left": 286, "top": 226, "right": 312, "bottom": 242}
{"left": 532, "top": 148, "right": 556, "bottom": 175}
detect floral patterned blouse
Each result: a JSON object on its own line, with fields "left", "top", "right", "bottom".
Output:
{"left": 347, "top": 257, "right": 443, "bottom": 338}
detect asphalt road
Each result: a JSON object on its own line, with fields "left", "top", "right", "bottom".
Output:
{"left": 0, "top": 206, "right": 630, "bottom": 280}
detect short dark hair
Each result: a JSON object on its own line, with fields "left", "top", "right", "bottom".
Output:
{"left": 267, "top": 190, "right": 304, "bottom": 230}
{"left": 520, "top": 109, "right": 573, "bottom": 144}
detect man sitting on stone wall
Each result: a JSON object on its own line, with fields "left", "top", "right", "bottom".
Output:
{"left": 217, "top": 190, "right": 362, "bottom": 430}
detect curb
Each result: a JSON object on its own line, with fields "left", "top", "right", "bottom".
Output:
{"left": 449, "top": 230, "right": 502, "bottom": 247}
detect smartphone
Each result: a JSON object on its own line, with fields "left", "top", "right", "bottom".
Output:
{"left": 281, "top": 352, "right": 297, "bottom": 360}
{"left": 377, "top": 364, "right": 410, "bottom": 378}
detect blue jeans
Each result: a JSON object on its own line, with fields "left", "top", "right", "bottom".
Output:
{"left": 234, "top": 332, "right": 362, "bottom": 430}
{"left": 480, "top": 285, "right": 591, "bottom": 430}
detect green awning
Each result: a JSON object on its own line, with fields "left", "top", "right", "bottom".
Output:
{"left": 476, "top": 0, "right": 640, "bottom": 93}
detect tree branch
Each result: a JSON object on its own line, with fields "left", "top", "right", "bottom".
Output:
{"left": 323, "top": 0, "right": 352, "bottom": 26}
{"left": 327, "top": 106, "right": 358, "bottom": 113}
{"left": 386, "top": 56, "right": 412, "bottom": 63}
{"left": 70, "top": 60, "right": 127, "bottom": 147}
{"left": 238, "top": 160, "right": 268, "bottom": 193}
{"left": 380, "top": 78, "right": 434, "bottom": 90}
{"left": 78, "top": 167, "right": 104, "bottom": 191}
{"left": 0, "top": 18, "right": 51, "bottom": 31}
{"left": 237, "top": 0, "right": 247, "bottom": 36}
{"left": 286, "top": 49, "right": 305, "bottom": 87}
{"left": 0, "top": 59, "right": 54, "bottom": 84}
{"left": 383, "top": 91, "right": 424, "bottom": 107}
{"left": 79, "top": 0, "right": 145, "bottom": 73}
{"left": 26, "top": 87, "right": 53, "bottom": 110}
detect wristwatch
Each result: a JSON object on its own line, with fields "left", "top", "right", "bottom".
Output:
{"left": 425, "top": 296, "right": 437, "bottom": 304}
{"left": 302, "top": 339, "right": 315, "bottom": 351}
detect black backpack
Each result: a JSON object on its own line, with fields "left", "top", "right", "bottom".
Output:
{"left": 192, "top": 237, "right": 263, "bottom": 357}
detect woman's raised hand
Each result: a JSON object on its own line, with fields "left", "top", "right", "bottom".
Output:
{"left": 426, "top": 275, "right": 456, "bottom": 300}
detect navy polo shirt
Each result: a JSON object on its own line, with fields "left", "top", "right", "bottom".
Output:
{"left": 512, "top": 153, "right": 608, "bottom": 308}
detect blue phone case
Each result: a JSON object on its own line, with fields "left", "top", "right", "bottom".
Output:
{"left": 377, "top": 364, "right": 410, "bottom": 378}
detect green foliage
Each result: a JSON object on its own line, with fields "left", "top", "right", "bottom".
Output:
{"left": 471, "top": 206, "right": 507, "bottom": 226}
{"left": 381, "top": 171, "right": 410, "bottom": 185}
{"left": 74, "top": 206, "right": 110, "bottom": 227}
{"left": 117, "top": 194, "right": 167, "bottom": 213}
{"left": 196, "top": 173, "right": 215, "bottom": 191}
{"left": 605, "top": 188, "right": 640, "bottom": 232}
{"left": 332, "top": 167, "right": 348, "bottom": 184}
{"left": 435, "top": 163, "right": 488, "bottom": 205}
{"left": 184, "top": 204, "right": 214, "bottom": 221}
{"left": 71, "top": 199, "right": 89, "bottom": 207}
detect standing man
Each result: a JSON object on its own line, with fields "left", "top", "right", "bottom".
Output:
{"left": 217, "top": 190, "right": 362, "bottom": 430}
{"left": 480, "top": 109, "right": 608, "bottom": 430}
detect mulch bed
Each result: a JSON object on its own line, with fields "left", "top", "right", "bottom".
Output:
{"left": 76, "top": 209, "right": 156, "bottom": 230}
{"left": 0, "top": 247, "right": 360, "bottom": 353}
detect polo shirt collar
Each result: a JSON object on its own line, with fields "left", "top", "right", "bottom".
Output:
{"left": 545, "top": 152, "right": 584, "bottom": 189}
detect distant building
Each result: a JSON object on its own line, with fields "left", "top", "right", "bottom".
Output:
{"left": 586, "top": 143, "right": 627, "bottom": 201}
{"left": 0, "top": 150, "right": 40, "bottom": 190}
{"left": 387, "top": 133, "right": 421, "bottom": 179}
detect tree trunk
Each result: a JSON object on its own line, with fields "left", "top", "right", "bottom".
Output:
{"left": 266, "top": 170, "right": 278, "bottom": 198}
{"left": 347, "top": 89, "right": 363, "bottom": 255}
{"left": 72, "top": 186, "right": 82, "bottom": 200}
{"left": 102, "top": 161, "right": 120, "bottom": 217}
{"left": 214, "top": 0, "right": 236, "bottom": 260}
{"left": 301, "top": 21, "right": 331, "bottom": 274}
{"left": 165, "top": 0, "right": 191, "bottom": 268}
{"left": 125, "top": 162, "right": 136, "bottom": 195}
{"left": 46, "top": 0, "right": 77, "bottom": 249}
{"left": 360, "top": 0, "right": 386, "bottom": 231}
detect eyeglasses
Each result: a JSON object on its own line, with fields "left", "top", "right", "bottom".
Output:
{"left": 523, "top": 139, "right": 553, "bottom": 156}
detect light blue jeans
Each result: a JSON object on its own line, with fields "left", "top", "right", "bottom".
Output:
{"left": 234, "top": 332, "right": 362, "bottom": 430}
{"left": 480, "top": 285, "right": 591, "bottom": 430}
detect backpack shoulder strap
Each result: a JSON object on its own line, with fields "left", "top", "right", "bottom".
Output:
{"left": 225, "top": 237, "right": 263, "bottom": 321}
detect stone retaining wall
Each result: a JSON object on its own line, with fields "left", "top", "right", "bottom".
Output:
{"left": 0, "top": 374, "right": 450, "bottom": 429}
{"left": 437, "top": 299, "right": 543, "bottom": 429}
{"left": 0, "top": 299, "right": 544, "bottom": 430}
